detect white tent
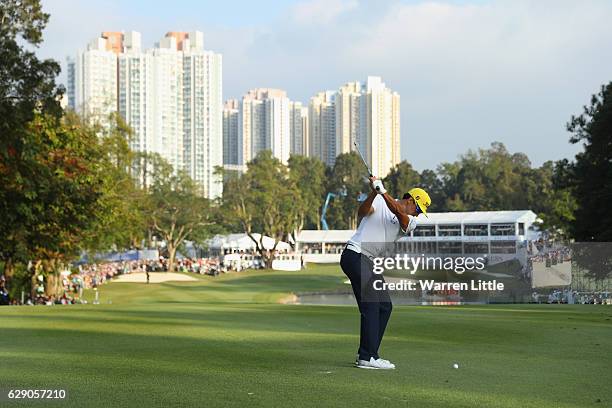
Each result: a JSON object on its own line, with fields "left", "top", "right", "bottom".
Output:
{"left": 296, "top": 230, "right": 355, "bottom": 244}
{"left": 206, "top": 233, "right": 291, "bottom": 253}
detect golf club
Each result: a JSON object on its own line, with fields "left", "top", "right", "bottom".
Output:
{"left": 353, "top": 140, "right": 380, "bottom": 191}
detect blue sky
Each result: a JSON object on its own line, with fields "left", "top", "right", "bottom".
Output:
{"left": 37, "top": 0, "right": 612, "bottom": 171}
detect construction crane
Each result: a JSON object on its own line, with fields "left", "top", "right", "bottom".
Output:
{"left": 321, "top": 187, "right": 347, "bottom": 230}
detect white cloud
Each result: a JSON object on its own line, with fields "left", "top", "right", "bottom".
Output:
{"left": 332, "top": 0, "right": 612, "bottom": 168}
{"left": 290, "top": 0, "right": 358, "bottom": 25}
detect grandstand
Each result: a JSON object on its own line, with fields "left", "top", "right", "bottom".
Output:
{"left": 296, "top": 210, "right": 540, "bottom": 264}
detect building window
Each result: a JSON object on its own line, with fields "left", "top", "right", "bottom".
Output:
{"left": 438, "top": 224, "right": 461, "bottom": 237}
{"left": 438, "top": 242, "right": 462, "bottom": 254}
{"left": 518, "top": 223, "right": 525, "bottom": 235}
{"left": 464, "top": 242, "right": 488, "bottom": 254}
{"left": 490, "top": 223, "right": 515, "bottom": 236}
{"left": 490, "top": 241, "right": 516, "bottom": 254}
{"left": 464, "top": 224, "right": 488, "bottom": 236}
{"left": 413, "top": 225, "right": 435, "bottom": 237}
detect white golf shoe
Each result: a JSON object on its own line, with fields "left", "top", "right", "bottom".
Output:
{"left": 378, "top": 358, "right": 396, "bottom": 369}
{"left": 356, "top": 357, "right": 396, "bottom": 370}
{"left": 355, "top": 354, "right": 396, "bottom": 369}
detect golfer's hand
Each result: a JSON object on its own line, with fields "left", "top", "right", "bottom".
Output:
{"left": 371, "top": 178, "right": 387, "bottom": 194}
{"left": 369, "top": 176, "right": 377, "bottom": 191}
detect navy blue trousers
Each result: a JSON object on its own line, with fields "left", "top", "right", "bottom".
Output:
{"left": 340, "top": 248, "right": 392, "bottom": 361}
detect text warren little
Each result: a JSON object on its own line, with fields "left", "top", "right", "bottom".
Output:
{"left": 373, "top": 279, "right": 505, "bottom": 291}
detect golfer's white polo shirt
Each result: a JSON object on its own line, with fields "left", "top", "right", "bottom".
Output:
{"left": 346, "top": 195, "right": 416, "bottom": 258}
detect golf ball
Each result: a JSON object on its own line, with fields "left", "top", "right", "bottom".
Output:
{"left": 453, "top": 363, "right": 459, "bottom": 369}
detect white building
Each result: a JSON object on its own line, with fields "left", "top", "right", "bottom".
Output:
{"left": 289, "top": 102, "right": 308, "bottom": 156}
{"left": 70, "top": 34, "right": 119, "bottom": 121}
{"left": 66, "top": 56, "right": 76, "bottom": 109}
{"left": 307, "top": 77, "right": 400, "bottom": 175}
{"left": 335, "top": 81, "right": 363, "bottom": 158}
{"left": 205, "top": 233, "right": 291, "bottom": 255}
{"left": 223, "top": 99, "right": 240, "bottom": 165}
{"left": 295, "top": 210, "right": 539, "bottom": 263}
{"left": 265, "top": 95, "right": 291, "bottom": 164}
{"left": 296, "top": 229, "right": 355, "bottom": 263}
{"left": 69, "top": 31, "right": 223, "bottom": 199}
{"left": 239, "top": 96, "right": 261, "bottom": 164}
{"left": 181, "top": 36, "right": 223, "bottom": 198}
{"left": 238, "top": 88, "right": 291, "bottom": 164}
{"left": 400, "top": 210, "right": 539, "bottom": 253}
{"left": 308, "top": 91, "right": 336, "bottom": 166}
{"left": 118, "top": 32, "right": 152, "bottom": 156}
{"left": 150, "top": 35, "right": 185, "bottom": 174}
{"left": 364, "top": 76, "right": 400, "bottom": 178}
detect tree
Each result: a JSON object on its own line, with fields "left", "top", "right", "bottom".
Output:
{"left": 148, "top": 161, "right": 215, "bottom": 273}
{"left": 566, "top": 82, "right": 612, "bottom": 280}
{"left": 79, "top": 113, "right": 147, "bottom": 254}
{"left": 437, "top": 142, "right": 536, "bottom": 211}
{"left": 567, "top": 83, "right": 612, "bottom": 242}
{"left": 4, "top": 113, "right": 110, "bottom": 297}
{"left": 527, "top": 160, "right": 576, "bottom": 239}
{"left": 432, "top": 142, "right": 578, "bottom": 240}
{"left": 383, "top": 161, "right": 421, "bottom": 199}
{"left": 288, "top": 155, "right": 326, "bottom": 231}
{"left": 223, "top": 151, "right": 300, "bottom": 268}
{"left": 437, "top": 161, "right": 466, "bottom": 211}
{"left": 0, "top": 0, "right": 62, "bottom": 121}
{"left": 0, "top": 0, "right": 63, "bottom": 287}
{"left": 326, "top": 152, "right": 368, "bottom": 229}
{"left": 381, "top": 162, "right": 446, "bottom": 212}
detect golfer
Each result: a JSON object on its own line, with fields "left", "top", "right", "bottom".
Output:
{"left": 341, "top": 177, "right": 431, "bottom": 369}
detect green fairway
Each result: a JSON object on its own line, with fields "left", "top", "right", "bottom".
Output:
{"left": 1, "top": 265, "right": 611, "bottom": 408}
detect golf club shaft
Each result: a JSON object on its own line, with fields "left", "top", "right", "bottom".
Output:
{"left": 354, "top": 141, "right": 380, "bottom": 191}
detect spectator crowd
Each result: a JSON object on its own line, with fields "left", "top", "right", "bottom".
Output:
{"left": 531, "top": 289, "right": 611, "bottom": 304}
{"left": 0, "top": 254, "right": 266, "bottom": 306}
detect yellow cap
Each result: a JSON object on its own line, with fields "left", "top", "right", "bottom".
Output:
{"left": 408, "top": 187, "right": 431, "bottom": 216}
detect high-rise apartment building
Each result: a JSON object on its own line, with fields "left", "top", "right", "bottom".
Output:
{"left": 66, "top": 56, "right": 76, "bottom": 109}
{"left": 68, "top": 31, "right": 223, "bottom": 199}
{"left": 306, "top": 76, "right": 400, "bottom": 176}
{"left": 308, "top": 91, "right": 336, "bottom": 166}
{"left": 117, "top": 32, "right": 150, "bottom": 152}
{"left": 265, "top": 95, "right": 290, "bottom": 164}
{"left": 335, "top": 81, "right": 363, "bottom": 158}
{"left": 289, "top": 102, "right": 308, "bottom": 156}
{"left": 70, "top": 34, "right": 119, "bottom": 120}
{"left": 364, "top": 76, "right": 400, "bottom": 178}
{"left": 237, "top": 88, "right": 291, "bottom": 164}
{"left": 223, "top": 99, "right": 240, "bottom": 165}
{"left": 180, "top": 34, "right": 223, "bottom": 199}
{"left": 300, "top": 106, "right": 309, "bottom": 157}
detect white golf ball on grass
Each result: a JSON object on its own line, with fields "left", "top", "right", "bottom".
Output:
{"left": 453, "top": 363, "right": 459, "bottom": 369}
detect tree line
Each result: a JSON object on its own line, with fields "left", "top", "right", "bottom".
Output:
{"left": 221, "top": 109, "right": 610, "bottom": 277}
{"left": 220, "top": 140, "right": 578, "bottom": 268}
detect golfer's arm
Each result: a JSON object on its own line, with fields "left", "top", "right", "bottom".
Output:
{"left": 357, "top": 191, "right": 377, "bottom": 217}
{"left": 380, "top": 193, "right": 410, "bottom": 231}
